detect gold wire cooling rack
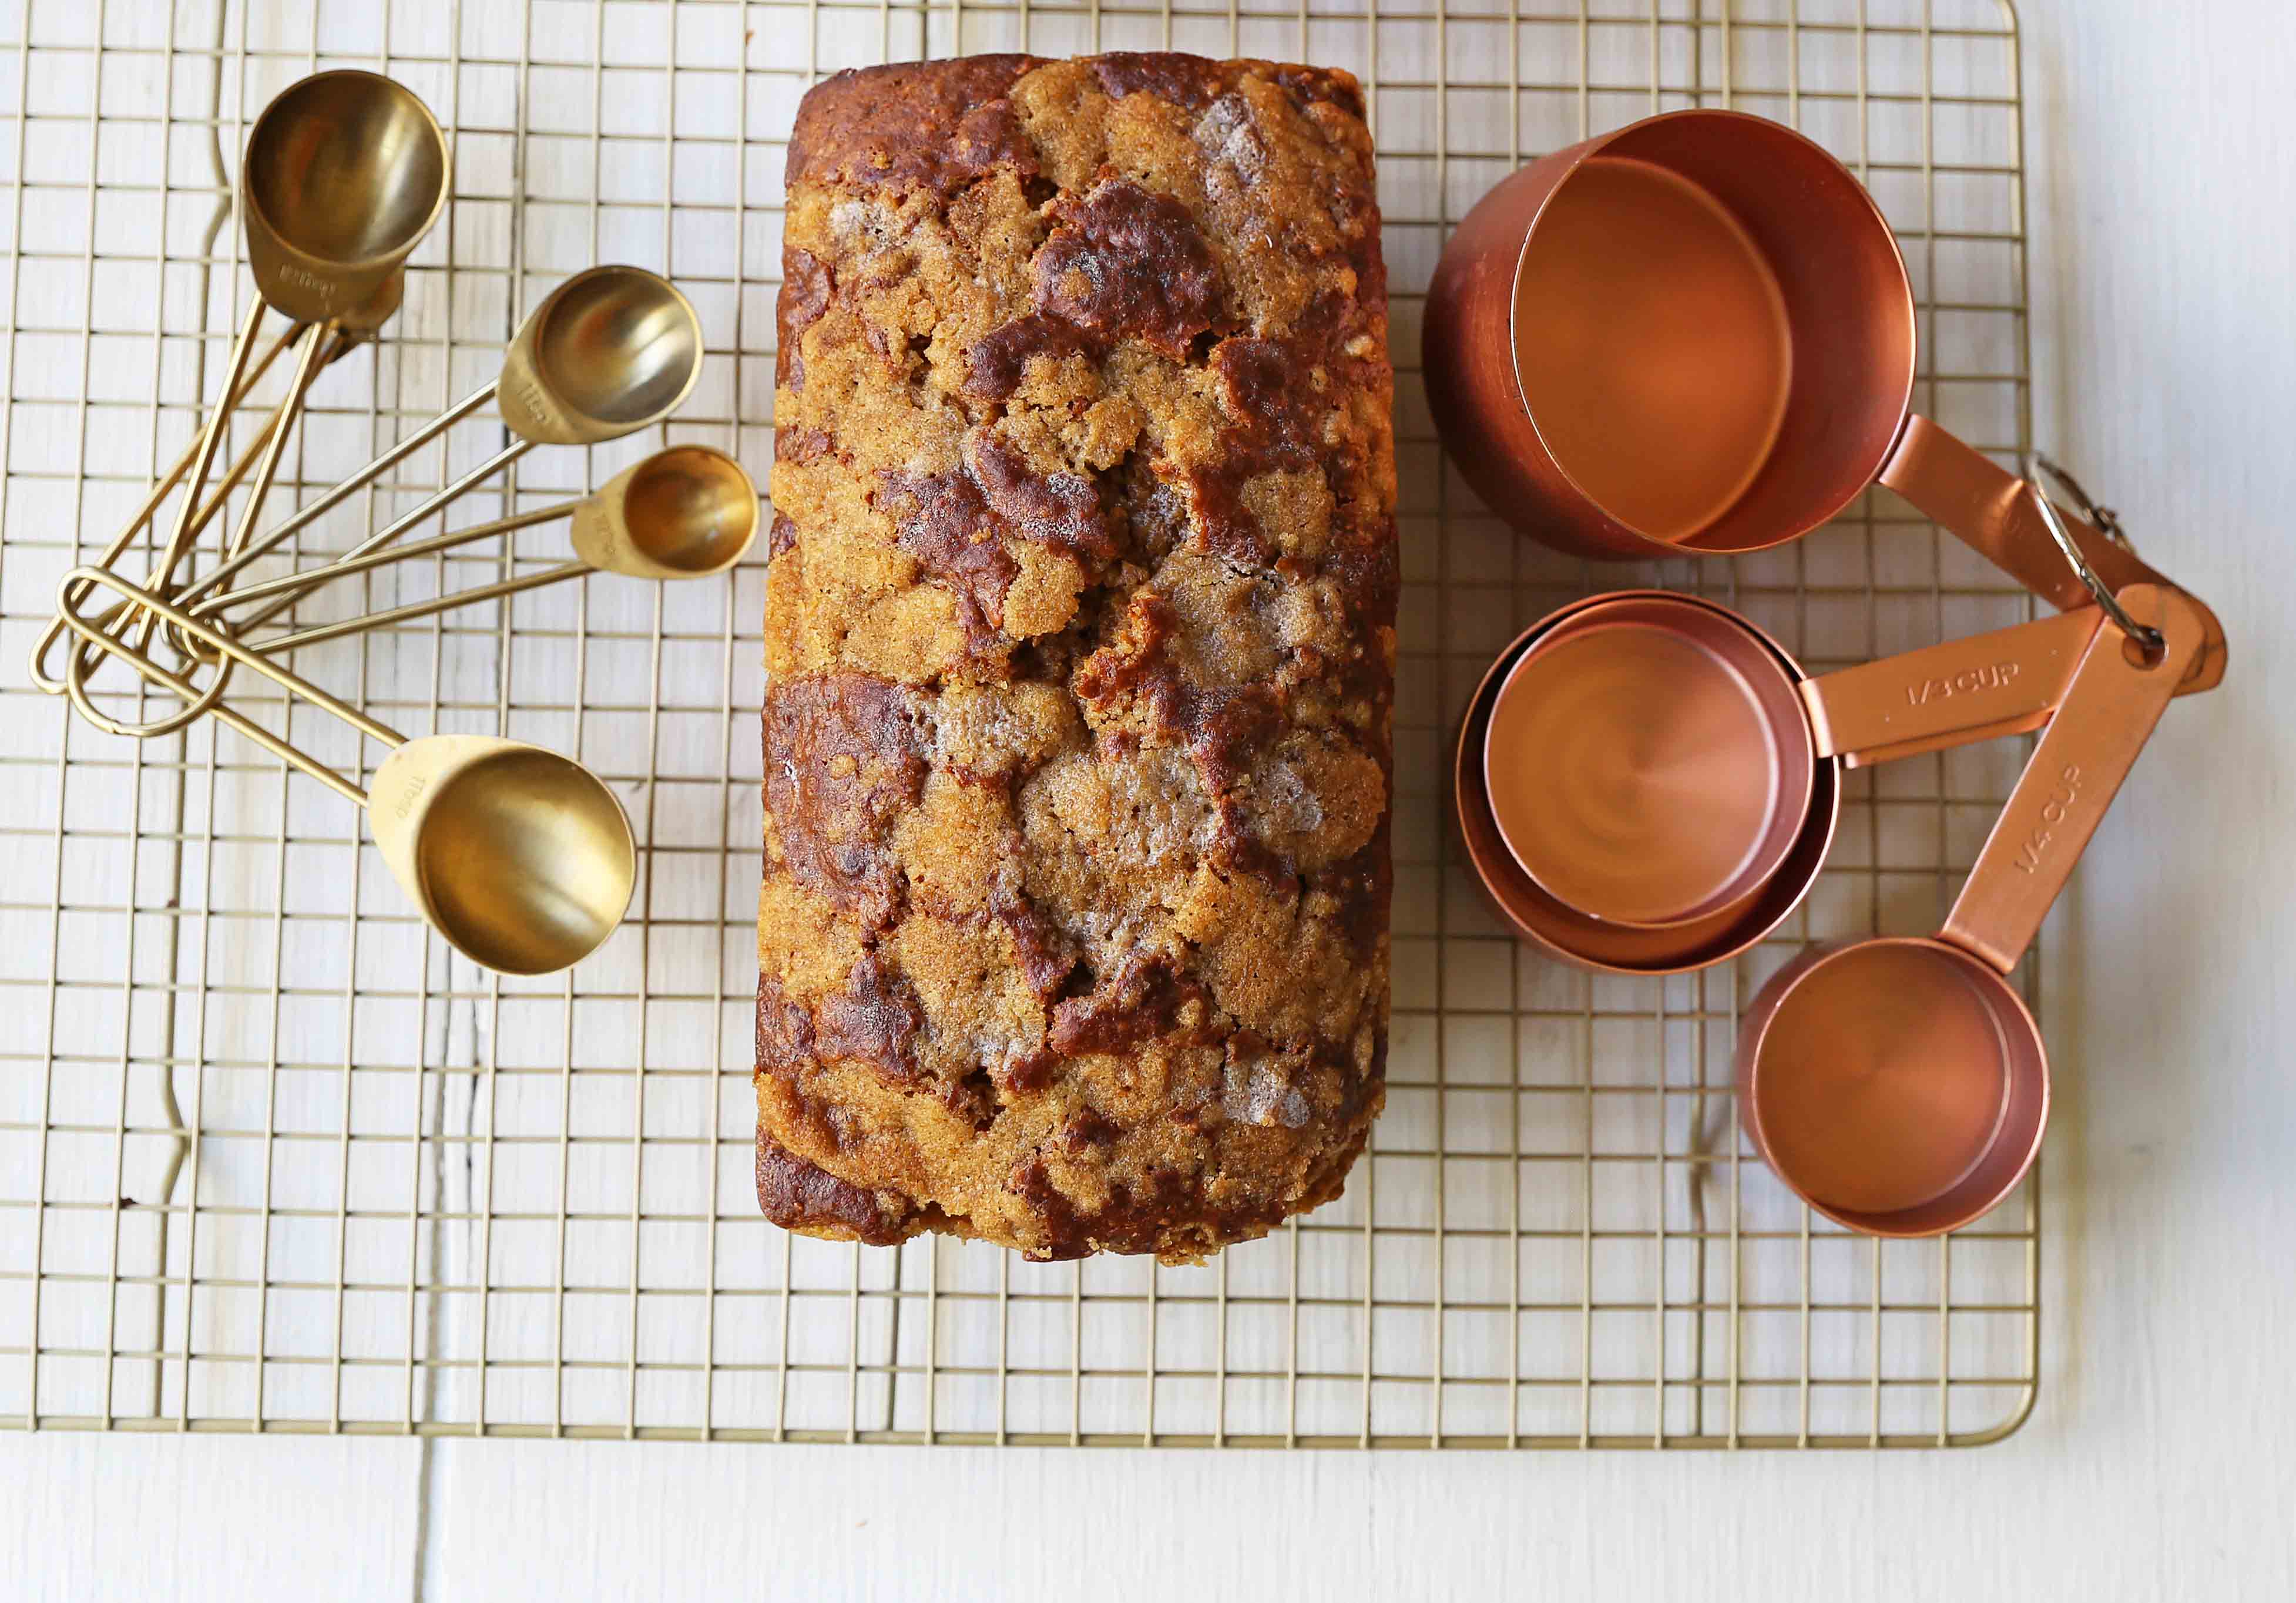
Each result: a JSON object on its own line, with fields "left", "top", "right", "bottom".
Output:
{"left": 0, "top": 0, "right": 2042, "bottom": 1447}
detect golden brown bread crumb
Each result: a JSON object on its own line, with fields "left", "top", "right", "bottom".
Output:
{"left": 760, "top": 52, "right": 1394, "bottom": 1261}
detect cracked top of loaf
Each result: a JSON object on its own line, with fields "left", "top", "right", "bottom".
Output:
{"left": 759, "top": 52, "right": 1395, "bottom": 1261}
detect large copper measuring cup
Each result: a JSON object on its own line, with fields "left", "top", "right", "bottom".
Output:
{"left": 1423, "top": 107, "right": 2223, "bottom": 695}
{"left": 1737, "top": 584, "right": 2208, "bottom": 1234}
{"left": 57, "top": 568, "right": 635, "bottom": 977}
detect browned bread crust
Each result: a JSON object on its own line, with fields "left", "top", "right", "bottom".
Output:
{"left": 761, "top": 52, "right": 1394, "bottom": 1261}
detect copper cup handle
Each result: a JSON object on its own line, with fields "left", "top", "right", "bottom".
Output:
{"left": 1931, "top": 583, "right": 2207, "bottom": 974}
{"left": 1797, "top": 607, "right": 2104, "bottom": 769}
{"left": 1876, "top": 416, "right": 2225, "bottom": 694}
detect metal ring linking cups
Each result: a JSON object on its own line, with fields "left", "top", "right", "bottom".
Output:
{"left": 2022, "top": 455, "right": 2167, "bottom": 658}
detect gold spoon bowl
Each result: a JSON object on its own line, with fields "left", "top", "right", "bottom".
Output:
{"left": 241, "top": 69, "right": 451, "bottom": 324}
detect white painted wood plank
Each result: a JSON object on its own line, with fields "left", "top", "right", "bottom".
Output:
{"left": 419, "top": 1431, "right": 2290, "bottom": 1602}
{"left": 0, "top": 1434, "right": 421, "bottom": 1603}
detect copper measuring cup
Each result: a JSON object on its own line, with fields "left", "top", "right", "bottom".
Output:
{"left": 1454, "top": 594, "right": 1839, "bottom": 975}
{"left": 56, "top": 567, "right": 635, "bottom": 977}
{"left": 1422, "top": 107, "right": 2224, "bottom": 695}
{"left": 1737, "top": 583, "right": 2208, "bottom": 1234}
{"left": 1481, "top": 593, "right": 2103, "bottom": 932}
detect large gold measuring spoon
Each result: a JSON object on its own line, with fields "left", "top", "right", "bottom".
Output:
{"left": 33, "top": 72, "right": 446, "bottom": 695}
{"left": 58, "top": 567, "right": 635, "bottom": 977}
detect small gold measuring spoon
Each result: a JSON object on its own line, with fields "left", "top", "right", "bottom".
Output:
{"left": 102, "top": 72, "right": 448, "bottom": 655}
{"left": 69, "top": 266, "right": 703, "bottom": 738}
{"left": 58, "top": 567, "right": 635, "bottom": 977}
{"left": 195, "top": 446, "right": 756, "bottom": 654}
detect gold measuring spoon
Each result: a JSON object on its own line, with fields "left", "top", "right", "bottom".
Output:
{"left": 104, "top": 72, "right": 448, "bottom": 653}
{"left": 58, "top": 567, "right": 635, "bottom": 977}
{"left": 69, "top": 266, "right": 704, "bottom": 737}
{"left": 196, "top": 446, "right": 756, "bottom": 654}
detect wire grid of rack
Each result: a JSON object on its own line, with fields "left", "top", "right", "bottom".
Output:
{"left": 0, "top": 0, "right": 2042, "bottom": 1447}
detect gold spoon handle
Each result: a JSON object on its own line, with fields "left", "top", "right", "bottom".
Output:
{"left": 44, "top": 322, "right": 364, "bottom": 699}
{"left": 90, "top": 321, "right": 334, "bottom": 685}
{"left": 58, "top": 565, "right": 405, "bottom": 773}
{"left": 221, "top": 321, "right": 333, "bottom": 564}
{"left": 200, "top": 497, "right": 578, "bottom": 616}
{"left": 28, "top": 320, "right": 315, "bottom": 695}
{"left": 101, "top": 297, "right": 268, "bottom": 643}
{"left": 113, "top": 317, "right": 340, "bottom": 662}
{"left": 255, "top": 560, "right": 591, "bottom": 656}
{"left": 173, "top": 377, "right": 504, "bottom": 613}
{"left": 203, "top": 433, "right": 533, "bottom": 633}
{"left": 58, "top": 604, "right": 371, "bottom": 808}
{"left": 114, "top": 431, "right": 535, "bottom": 745}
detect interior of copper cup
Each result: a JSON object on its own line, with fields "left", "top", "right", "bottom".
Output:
{"left": 1482, "top": 594, "right": 1817, "bottom": 928}
{"left": 1513, "top": 111, "right": 1917, "bottom": 553}
{"left": 1454, "top": 605, "right": 1837, "bottom": 974}
{"left": 1741, "top": 936, "right": 2048, "bottom": 1235}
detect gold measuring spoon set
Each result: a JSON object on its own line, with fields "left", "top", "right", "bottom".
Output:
{"left": 30, "top": 71, "right": 760, "bottom": 977}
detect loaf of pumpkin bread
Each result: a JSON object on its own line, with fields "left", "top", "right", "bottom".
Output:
{"left": 759, "top": 52, "right": 1394, "bottom": 1261}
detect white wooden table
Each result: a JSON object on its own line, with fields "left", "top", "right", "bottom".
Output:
{"left": 6, "top": 1, "right": 2295, "bottom": 1597}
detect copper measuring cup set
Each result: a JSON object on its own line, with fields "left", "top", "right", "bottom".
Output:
{"left": 31, "top": 71, "right": 750, "bottom": 977}
{"left": 1425, "top": 107, "right": 2228, "bottom": 1234}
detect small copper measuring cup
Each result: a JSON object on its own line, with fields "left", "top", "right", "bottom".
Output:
{"left": 1454, "top": 594, "right": 1838, "bottom": 974}
{"left": 1481, "top": 592, "right": 2103, "bottom": 932}
{"left": 57, "top": 568, "right": 635, "bottom": 977}
{"left": 1423, "top": 108, "right": 2223, "bottom": 695}
{"left": 1737, "top": 583, "right": 2207, "bottom": 1234}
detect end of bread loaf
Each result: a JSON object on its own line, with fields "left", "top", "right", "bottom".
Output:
{"left": 760, "top": 52, "right": 1393, "bottom": 1262}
